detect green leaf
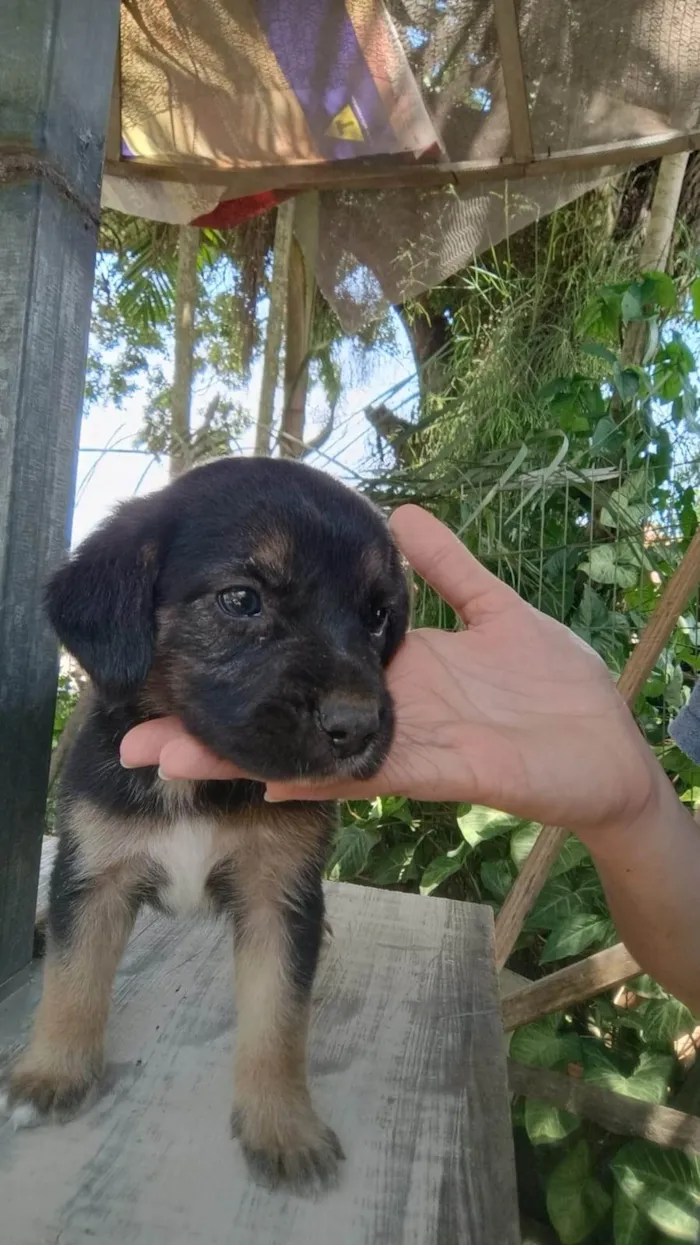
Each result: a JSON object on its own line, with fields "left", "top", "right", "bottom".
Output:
{"left": 690, "top": 277, "right": 700, "bottom": 321}
{"left": 547, "top": 1140, "right": 612, "bottom": 1244}
{"left": 510, "top": 822, "right": 541, "bottom": 870}
{"left": 326, "top": 825, "right": 380, "bottom": 881}
{"left": 540, "top": 914, "right": 612, "bottom": 963}
{"left": 480, "top": 858, "right": 515, "bottom": 901}
{"left": 639, "top": 271, "right": 677, "bottom": 313}
{"left": 524, "top": 1098, "right": 579, "bottom": 1145}
{"left": 581, "top": 544, "right": 639, "bottom": 588}
{"left": 366, "top": 842, "right": 418, "bottom": 887}
{"left": 581, "top": 1042, "right": 671, "bottom": 1104}
{"left": 627, "top": 974, "right": 670, "bottom": 1000}
{"left": 613, "top": 1187, "right": 654, "bottom": 1245}
{"left": 581, "top": 340, "right": 617, "bottom": 365}
{"left": 510, "top": 1015, "right": 582, "bottom": 1069}
{"left": 627, "top": 1052, "right": 673, "bottom": 1104}
{"left": 640, "top": 997, "right": 697, "bottom": 1046}
{"left": 527, "top": 877, "right": 603, "bottom": 932}
{"left": 611, "top": 1140, "right": 700, "bottom": 1241}
{"left": 576, "top": 584, "right": 611, "bottom": 631}
{"left": 621, "top": 286, "right": 644, "bottom": 324}
{"left": 457, "top": 804, "right": 521, "bottom": 847}
{"left": 419, "top": 845, "right": 466, "bottom": 895}
{"left": 590, "top": 415, "right": 623, "bottom": 457}
{"left": 600, "top": 476, "right": 648, "bottom": 529}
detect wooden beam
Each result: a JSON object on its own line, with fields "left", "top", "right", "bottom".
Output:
{"left": 495, "top": 522, "right": 700, "bottom": 970}
{"left": 502, "top": 944, "right": 641, "bottom": 1031}
{"left": 492, "top": 0, "right": 534, "bottom": 163}
{"left": 103, "top": 128, "right": 700, "bottom": 197}
{"left": 0, "top": 0, "right": 120, "bottom": 993}
{"left": 508, "top": 1060, "right": 700, "bottom": 1156}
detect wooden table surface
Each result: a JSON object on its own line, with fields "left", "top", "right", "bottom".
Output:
{"left": 0, "top": 882, "right": 519, "bottom": 1245}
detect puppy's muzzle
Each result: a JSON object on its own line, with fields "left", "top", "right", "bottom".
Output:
{"left": 316, "top": 694, "right": 380, "bottom": 761}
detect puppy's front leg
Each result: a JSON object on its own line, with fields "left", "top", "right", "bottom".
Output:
{"left": 1, "top": 837, "right": 137, "bottom": 1127}
{"left": 231, "top": 856, "right": 343, "bottom": 1193}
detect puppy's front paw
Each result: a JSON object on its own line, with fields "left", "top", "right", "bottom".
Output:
{"left": 231, "top": 1099, "right": 344, "bottom": 1194}
{"left": 0, "top": 1056, "right": 101, "bottom": 1128}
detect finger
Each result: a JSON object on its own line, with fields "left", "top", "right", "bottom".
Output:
{"left": 158, "top": 737, "right": 246, "bottom": 781}
{"left": 390, "top": 504, "right": 520, "bottom": 625}
{"left": 120, "top": 717, "right": 188, "bottom": 767}
{"left": 264, "top": 757, "right": 404, "bottom": 803}
{"left": 264, "top": 777, "right": 381, "bottom": 803}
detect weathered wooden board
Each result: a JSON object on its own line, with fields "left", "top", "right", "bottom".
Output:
{"left": 0, "top": 883, "right": 518, "bottom": 1245}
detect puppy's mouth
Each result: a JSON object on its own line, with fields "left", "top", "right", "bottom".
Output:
{"left": 220, "top": 732, "right": 389, "bottom": 785}
{"left": 181, "top": 714, "right": 392, "bottom": 786}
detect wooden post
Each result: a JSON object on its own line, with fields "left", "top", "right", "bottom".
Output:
{"left": 0, "top": 0, "right": 120, "bottom": 993}
{"left": 492, "top": 0, "right": 534, "bottom": 164}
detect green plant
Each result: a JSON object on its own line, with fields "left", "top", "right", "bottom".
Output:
{"left": 330, "top": 270, "right": 700, "bottom": 1243}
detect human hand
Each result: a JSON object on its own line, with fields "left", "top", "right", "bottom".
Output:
{"left": 120, "top": 505, "right": 656, "bottom": 838}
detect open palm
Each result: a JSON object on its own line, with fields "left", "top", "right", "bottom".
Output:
{"left": 121, "top": 506, "right": 654, "bottom": 835}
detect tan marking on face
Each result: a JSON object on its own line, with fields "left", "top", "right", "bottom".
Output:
{"left": 251, "top": 526, "right": 294, "bottom": 582}
{"left": 361, "top": 543, "right": 386, "bottom": 579}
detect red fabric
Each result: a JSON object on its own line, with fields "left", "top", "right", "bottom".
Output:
{"left": 192, "top": 189, "right": 295, "bottom": 229}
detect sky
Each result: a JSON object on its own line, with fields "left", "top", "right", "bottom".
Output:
{"left": 71, "top": 316, "right": 417, "bottom": 547}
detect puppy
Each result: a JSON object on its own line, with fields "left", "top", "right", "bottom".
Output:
{"left": 1, "top": 458, "right": 409, "bottom": 1192}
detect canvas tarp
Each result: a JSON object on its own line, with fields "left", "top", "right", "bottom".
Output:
{"left": 104, "top": 0, "right": 700, "bottom": 326}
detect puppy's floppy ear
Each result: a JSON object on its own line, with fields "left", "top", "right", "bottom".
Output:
{"left": 45, "top": 497, "right": 163, "bottom": 696}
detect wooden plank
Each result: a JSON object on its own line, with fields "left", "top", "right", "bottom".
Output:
{"left": 502, "top": 944, "right": 641, "bottom": 1031}
{"left": 509, "top": 1060, "right": 700, "bottom": 1157}
{"left": 494, "top": 523, "right": 700, "bottom": 969}
{"left": 103, "top": 128, "right": 700, "bottom": 196}
{"left": 493, "top": 0, "right": 534, "bottom": 163}
{"left": 0, "top": 0, "right": 120, "bottom": 991}
{"left": 0, "top": 884, "right": 519, "bottom": 1245}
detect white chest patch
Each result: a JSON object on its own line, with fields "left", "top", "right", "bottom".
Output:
{"left": 148, "top": 820, "right": 219, "bottom": 918}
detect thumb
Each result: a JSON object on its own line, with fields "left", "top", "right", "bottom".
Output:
{"left": 390, "top": 505, "right": 520, "bottom": 625}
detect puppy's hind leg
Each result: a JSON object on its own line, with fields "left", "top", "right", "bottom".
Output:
{"left": 1, "top": 835, "right": 137, "bottom": 1127}
{"left": 230, "top": 854, "right": 343, "bottom": 1194}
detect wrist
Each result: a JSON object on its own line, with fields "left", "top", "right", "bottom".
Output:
{"left": 575, "top": 753, "right": 685, "bottom": 864}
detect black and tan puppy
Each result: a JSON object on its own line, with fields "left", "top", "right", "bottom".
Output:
{"left": 0, "top": 458, "right": 409, "bottom": 1192}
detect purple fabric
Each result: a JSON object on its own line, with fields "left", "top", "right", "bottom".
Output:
{"left": 669, "top": 682, "right": 700, "bottom": 764}
{"left": 256, "top": 0, "right": 395, "bottom": 158}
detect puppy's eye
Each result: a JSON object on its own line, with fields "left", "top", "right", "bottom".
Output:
{"left": 369, "top": 605, "right": 389, "bottom": 636}
{"left": 216, "top": 586, "right": 262, "bottom": 618}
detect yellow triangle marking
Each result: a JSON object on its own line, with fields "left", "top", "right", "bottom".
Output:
{"left": 325, "top": 104, "right": 364, "bottom": 142}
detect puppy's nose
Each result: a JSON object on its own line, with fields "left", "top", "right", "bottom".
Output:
{"left": 317, "top": 696, "right": 380, "bottom": 757}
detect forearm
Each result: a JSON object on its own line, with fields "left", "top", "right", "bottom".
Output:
{"left": 581, "top": 765, "right": 700, "bottom": 1013}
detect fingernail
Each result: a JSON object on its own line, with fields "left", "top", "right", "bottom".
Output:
{"left": 157, "top": 766, "right": 172, "bottom": 782}
{"left": 119, "top": 756, "right": 134, "bottom": 769}
{"left": 263, "top": 789, "right": 281, "bottom": 803}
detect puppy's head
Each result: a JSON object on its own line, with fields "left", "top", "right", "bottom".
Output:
{"left": 47, "top": 458, "right": 409, "bottom": 782}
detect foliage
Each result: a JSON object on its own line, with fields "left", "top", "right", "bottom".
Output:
{"left": 87, "top": 209, "right": 397, "bottom": 462}
{"left": 329, "top": 269, "right": 700, "bottom": 1243}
